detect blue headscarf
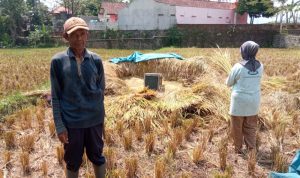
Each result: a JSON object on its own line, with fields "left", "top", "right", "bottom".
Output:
{"left": 240, "top": 41, "right": 261, "bottom": 72}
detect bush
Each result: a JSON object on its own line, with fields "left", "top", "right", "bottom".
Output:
{"left": 28, "top": 24, "right": 53, "bottom": 47}
{"left": 0, "top": 33, "right": 12, "bottom": 47}
{"left": 166, "top": 27, "right": 183, "bottom": 47}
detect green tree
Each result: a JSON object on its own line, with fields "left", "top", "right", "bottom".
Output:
{"left": 0, "top": 16, "right": 11, "bottom": 47}
{"left": 58, "top": 0, "right": 127, "bottom": 16}
{"left": 27, "top": 0, "right": 51, "bottom": 27}
{"left": 281, "top": 0, "right": 300, "bottom": 24}
{"left": 28, "top": 24, "right": 52, "bottom": 47}
{"left": 79, "top": 0, "right": 101, "bottom": 16}
{"left": 236, "top": 0, "right": 277, "bottom": 24}
{"left": 26, "top": 0, "right": 36, "bottom": 7}
{"left": 275, "top": 0, "right": 300, "bottom": 32}
{"left": 107, "top": 0, "right": 126, "bottom": 2}
{"left": 58, "top": 0, "right": 81, "bottom": 15}
{"left": 58, "top": 0, "right": 101, "bottom": 16}
{"left": 0, "top": 0, "right": 26, "bottom": 45}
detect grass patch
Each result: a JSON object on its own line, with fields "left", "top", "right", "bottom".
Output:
{"left": 0, "top": 92, "right": 38, "bottom": 121}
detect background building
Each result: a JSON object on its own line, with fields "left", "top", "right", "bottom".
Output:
{"left": 118, "top": 0, "right": 247, "bottom": 30}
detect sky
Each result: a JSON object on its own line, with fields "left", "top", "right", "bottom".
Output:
{"left": 40, "top": 0, "right": 57, "bottom": 9}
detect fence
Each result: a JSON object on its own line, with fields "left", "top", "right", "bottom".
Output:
{"left": 51, "top": 24, "right": 300, "bottom": 49}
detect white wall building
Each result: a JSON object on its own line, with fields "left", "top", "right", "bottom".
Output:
{"left": 118, "top": 0, "right": 247, "bottom": 30}
{"left": 118, "top": 0, "right": 176, "bottom": 30}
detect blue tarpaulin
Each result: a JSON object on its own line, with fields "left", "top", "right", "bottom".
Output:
{"left": 109, "top": 51, "right": 184, "bottom": 64}
{"left": 269, "top": 150, "right": 300, "bottom": 178}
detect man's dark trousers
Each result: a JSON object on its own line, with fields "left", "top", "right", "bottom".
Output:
{"left": 64, "top": 123, "right": 105, "bottom": 171}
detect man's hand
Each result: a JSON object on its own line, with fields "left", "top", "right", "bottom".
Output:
{"left": 58, "top": 131, "right": 69, "bottom": 144}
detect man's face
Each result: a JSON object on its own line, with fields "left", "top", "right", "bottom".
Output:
{"left": 66, "top": 29, "right": 88, "bottom": 51}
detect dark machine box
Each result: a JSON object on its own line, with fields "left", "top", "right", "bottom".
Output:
{"left": 144, "top": 73, "right": 163, "bottom": 91}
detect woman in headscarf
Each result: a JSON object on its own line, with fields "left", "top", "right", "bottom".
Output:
{"left": 226, "top": 41, "right": 263, "bottom": 154}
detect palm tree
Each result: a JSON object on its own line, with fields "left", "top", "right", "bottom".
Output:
{"left": 276, "top": 0, "right": 300, "bottom": 33}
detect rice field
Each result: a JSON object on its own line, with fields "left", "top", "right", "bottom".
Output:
{"left": 0, "top": 47, "right": 299, "bottom": 178}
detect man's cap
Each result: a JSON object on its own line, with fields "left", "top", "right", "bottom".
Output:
{"left": 63, "top": 17, "right": 89, "bottom": 35}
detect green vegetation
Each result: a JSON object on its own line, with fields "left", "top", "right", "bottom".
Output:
{"left": 166, "top": 27, "right": 183, "bottom": 47}
{"left": 236, "top": 0, "right": 277, "bottom": 24}
{"left": 0, "top": 92, "right": 37, "bottom": 120}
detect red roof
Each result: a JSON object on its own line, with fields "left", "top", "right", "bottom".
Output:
{"left": 51, "top": 6, "right": 72, "bottom": 14}
{"left": 155, "top": 0, "right": 236, "bottom": 10}
{"left": 100, "top": 2, "right": 127, "bottom": 15}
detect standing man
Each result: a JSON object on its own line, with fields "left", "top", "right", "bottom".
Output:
{"left": 50, "top": 17, "right": 106, "bottom": 178}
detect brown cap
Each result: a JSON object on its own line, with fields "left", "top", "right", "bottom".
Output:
{"left": 63, "top": 17, "right": 89, "bottom": 35}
